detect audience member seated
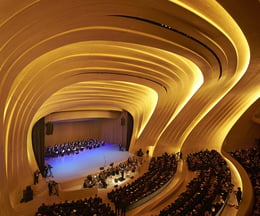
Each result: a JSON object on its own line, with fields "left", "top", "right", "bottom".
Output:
{"left": 107, "top": 152, "right": 178, "bottom": 210}
{"left": 35, "top": 195, "right": 116, "bottom": 216}
{"left": 158, "top": 150, "right": 232, "bottom": 216}
{"left": 45, "top": 139, "right": 105, "bottom": 158}
{"left": 229, "top": 146, "right": 260, "bottom": 215}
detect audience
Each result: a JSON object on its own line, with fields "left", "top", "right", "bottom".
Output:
{"left": 107, "top": 152, "right": 178, "bottom": 213}
{"left": 229, "top": 146, "right": 260, "bottom": 215}
{"left": 35, "top": 195, "right": 116, "bottom": 216}
{"left": 158, "top": 149, "right": 232, "bottom": 216}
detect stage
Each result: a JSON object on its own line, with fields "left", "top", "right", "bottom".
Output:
{"left": 45, "top": 143, "right": 131, "bottom": 183}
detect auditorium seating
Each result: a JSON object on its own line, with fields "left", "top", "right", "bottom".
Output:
{"left": 107, "top": 152, "right": 178, "bottom": 210}
{"left": 229, "top": 146, "right": 260, "bottom": 215}
{"left": 158, "top": 150, "right": 232, "bottom": 216}
{"left": 35, "top": 195, "right": 116, "bottom": 216}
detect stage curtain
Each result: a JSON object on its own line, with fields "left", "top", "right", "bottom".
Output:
{"left": 126, "top": 112, "right": 133, "bottom": 151}
{"left": 32, "top": 117, "right": 45, "bottom": 174}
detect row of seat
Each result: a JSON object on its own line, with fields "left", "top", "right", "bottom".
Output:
{"left": 107, "top": 153, "right": 178, "bottom": 211}
{"left": 158, "top": 150, "right": 232, "bottom": 216}
{"left": 35, "top": 195, "right": 115, "bottom": 216}
{"left": 229, "top": 146, "right": 260, "bottom": 215}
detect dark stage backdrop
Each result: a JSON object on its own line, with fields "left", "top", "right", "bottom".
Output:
{"left": 126, "top": 112, "right": 133, "bottom": 151}
{"left": 32, "top": 117, "right": 45, "bottom": 174}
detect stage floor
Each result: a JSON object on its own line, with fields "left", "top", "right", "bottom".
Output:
{"left": 45, "top": 143, "right": 131, "bottom": 183}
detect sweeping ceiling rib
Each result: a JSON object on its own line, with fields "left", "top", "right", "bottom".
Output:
{"left": 109, "top": 14, "right": 223, "bottom": 79}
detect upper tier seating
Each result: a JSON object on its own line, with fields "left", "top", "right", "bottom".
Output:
{"left": 158, "top": 150, "right": 232, "bottom": 216}
{"left": 107, "top": 152, "right": 178, "bottom": 211}
{"left": 229, "top": 146, "right": 260, "bottom": 215}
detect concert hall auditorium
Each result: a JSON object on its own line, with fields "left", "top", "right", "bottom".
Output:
{"left": 0, "top": 0, "right": 259, "bottom": 216}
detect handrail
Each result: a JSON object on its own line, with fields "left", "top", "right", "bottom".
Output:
{"left": 126, "top": 175, "right": 175, "bottom": 211}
